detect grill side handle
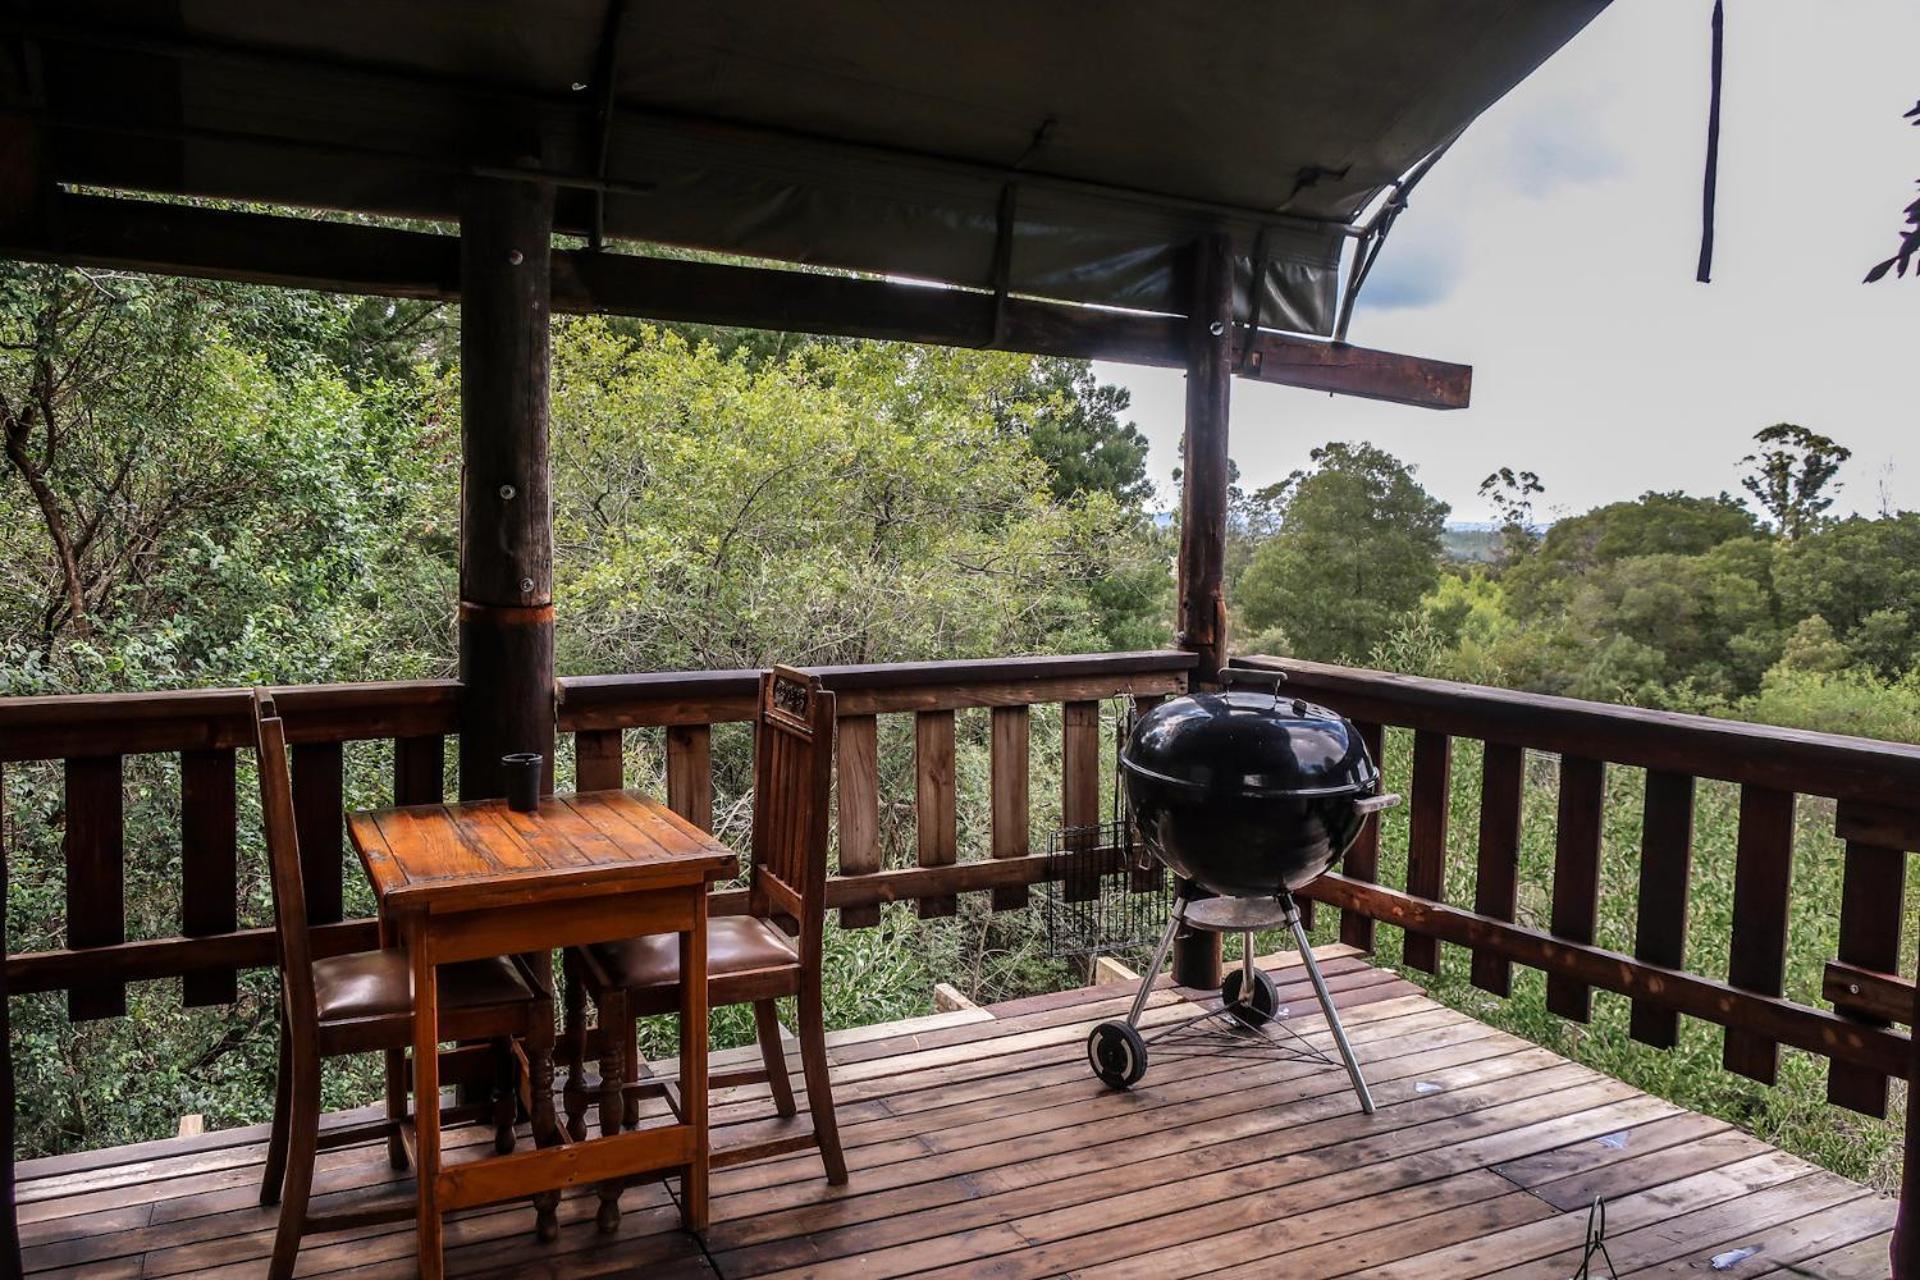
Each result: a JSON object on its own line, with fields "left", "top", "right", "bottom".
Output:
{"left": 1354, "top": 792, "right": 1402, "bottom": 815}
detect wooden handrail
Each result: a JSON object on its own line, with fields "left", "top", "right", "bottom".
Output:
{"left": 1237, "top": 655, "right": 1920, "bottom": 808}
{"left": 0, "top": 679, "right": 460, "bottom": 761}
{"left": 554, "top": 650, "right": 1196, "bottom": 727}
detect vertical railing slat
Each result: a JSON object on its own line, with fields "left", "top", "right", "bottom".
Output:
{"left": 990, "top": 705, "right": 1030, "bottom": 911}
{"left": 915, "top": 710, "right": 957, "bottom": 918}
{"left": 291, "top": 742, "right": 345, "bottom": 926}
{"left": 393, "top": 734, "right": 446, "bottom": 806}
{"left": 65, "top": 755, "right": 125, "bottom": 1021}
{"left": 1629, "top": 770, "right": 1696, "bottom": 1047}
{"left": 1827, "top": 836, "right": 1905, "bottom": 1115}
{"left": 1127, "top": 694, "right": 1167, "bottom": 893}
{"left": 1723, "top": 784, "right": 1797, "bottom": 1083}
{"left": 836, "top": 715, "right": 881, "bottom": 928}
{"left": 1339, "top": 720, "right": 1385, "bottom": 953}
{"left": 666, "top": 724, "right": 713, "bottom": 832}
{"left": 180, "top": 748, "right": 238, "bottom": 1008}
{"left": 1545, "top": 755, "right": 1606, "bottom": 1022}
{"left": 1469, "top": 742, "right": 1525, "bottom": 996}
{"left": 1061, "top": 700, "right": 1102, "bottom": 902}
{"left": 1403, "top": 730, "right": 1452, "bottom": 973}
{"left": 574, "top": 728, "right": 622, "bottom": 793}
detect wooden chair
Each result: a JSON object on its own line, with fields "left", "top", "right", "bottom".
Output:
{"left": 251, "top": 690, "right": 557, "bottom": 1280}
{"left": 562, "top": 666, "right": 847, "bottom": 1218}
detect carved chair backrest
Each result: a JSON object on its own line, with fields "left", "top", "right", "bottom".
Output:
{"left": 750, "top": 667, "right": 834, "bottom": 947}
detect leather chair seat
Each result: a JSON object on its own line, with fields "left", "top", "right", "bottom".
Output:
{"left": 586, "top": 916, "right": 798, "bottom": 990}
{"left": 313, "top": 951, "right": 533, "bottom": 1025}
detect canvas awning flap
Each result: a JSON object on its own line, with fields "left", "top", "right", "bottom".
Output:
{"left": 22, "top": 0, "right": 1609, "bottom": 333}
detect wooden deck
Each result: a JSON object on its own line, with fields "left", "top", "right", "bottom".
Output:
{"left": 13, "top": 945, "right": 1895, "bottom": 1279}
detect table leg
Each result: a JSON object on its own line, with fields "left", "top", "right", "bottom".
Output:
{"left": 409, "top": 918, "right": 444, "bottom": 1280}
{"left": 680, "top": 896, "right": 709, "bottom": 1231}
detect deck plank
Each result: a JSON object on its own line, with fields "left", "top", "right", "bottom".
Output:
{"left": 11, "top": 951, "right": 1887, "bottom": 1280}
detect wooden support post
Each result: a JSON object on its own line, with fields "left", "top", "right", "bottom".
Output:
{"left": 457, "top": 176, "right": 556, "bottom": 801}
{"left": 1171, "top": 231, "right": 1233, "bottom": 991}
{"left": 1, "top": 761, "right": 17, "bottom": 1280}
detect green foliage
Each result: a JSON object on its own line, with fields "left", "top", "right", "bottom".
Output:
{"left": 1477, "top": 466, "right": 1544, "bottom": 566}
{"left": 1772, "top": 514, "right": 1920, "bottom": 676}
{"left": 1502, "top": 490, "right": 1758, "bottom": 618}
{"left": 1236, "top": 442, "right": 1449, "bottom": 662}
{"left": 1740, "top": 423, "right": 1852, "bottom": 540}
{"left": 548, "top": 322, "right": 1167, "bottom": 674}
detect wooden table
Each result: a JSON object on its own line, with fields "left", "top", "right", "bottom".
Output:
{"left": 347, "top": 789, "right": 737, "bottom": 1280}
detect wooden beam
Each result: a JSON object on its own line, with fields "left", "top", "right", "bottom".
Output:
{"left": 457, "top": 177, "right": 556, "bottom": 801}
{"left": 1171, "top": 232, "right": 1234, "bottom": 992}
{"left": 4, "top": 195, "right": 1470, "bottom": 409}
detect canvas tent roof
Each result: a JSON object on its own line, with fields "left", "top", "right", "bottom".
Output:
{"left": 15, "top": 1, "right": 1608, "bottom": 334}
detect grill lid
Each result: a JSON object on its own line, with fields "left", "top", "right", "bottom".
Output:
{"left": 1120, "top": 686, "right": 1378, "bottom": 801}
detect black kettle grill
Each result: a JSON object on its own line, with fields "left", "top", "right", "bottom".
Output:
{"left": 1121, "top": 675, "right": 1394, "bottom": 898}
{"left": 1086, "top": 668, "right": 1398, "bottom": 1104}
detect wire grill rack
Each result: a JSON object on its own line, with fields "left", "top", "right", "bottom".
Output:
{"left": 1041, "top": 819, "right": 1171, "bottom": 958}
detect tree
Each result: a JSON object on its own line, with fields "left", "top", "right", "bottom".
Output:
{"left": 1478, "top": 466, "right": 1545, "bottom": 567}
{"left": 547, "top": 322, "right": 1165, "bottom": 674}
{"left": 1740, "top": 423, "right": 1850, "bottom": 540}
{"left": 1236, "top": 442, "right": 1448, "bottom": 662}
{"left": 1501, "top": 490, "right": 1759, "bottom": 619}
{"left": 1773, "top": 513, "right": 1920, "bottom": 677}
{"left": 977, "top": 359, "right": 1151, "bottom": 507}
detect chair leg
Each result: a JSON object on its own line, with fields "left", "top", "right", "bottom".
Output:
{"left": 384, "top": 1047, "right": 409, "bottom": 1170}
{"left": 622, "top": 1008, "right": 642, "bottom": 1129}
{"left": 754, "top": 999, "right": 796, "bottom": 1118}
{"left": 562, "top": 952, "right": 590, "bottom": 1143}
{"left": 491, "top": 1037, "right": 517, "bottom": 1155}
{"left": 796, "top": 985, "right": 846, "bottom": 1185}
{"left": 267, "top": 1039, "right": 322, "bottom": 1280}
{"left": 595, "top": 989, "right": 628, "bottom": 1232}
{"left": 260, "top": 1016, "right": 293, "bottom": 1207}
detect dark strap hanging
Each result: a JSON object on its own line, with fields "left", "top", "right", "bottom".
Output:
{"left": 1696, "top": 0, "right": 1724, "bottom": 282}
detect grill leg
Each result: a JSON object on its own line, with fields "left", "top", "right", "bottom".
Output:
{"left": 1286, "top": 895, "right": 1374, "bottom": 1114}
{"left": 1240, "top": 929, "right": 1256, "bottom": 1002}
{"left": 1127, "top": 897, "right": 1186, "bottom": 1029}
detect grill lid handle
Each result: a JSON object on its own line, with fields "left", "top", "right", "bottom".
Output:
{"left": 1219, "top": 667, "right": 1288, "bottom": 708}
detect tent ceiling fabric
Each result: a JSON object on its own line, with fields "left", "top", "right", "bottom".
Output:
{"left": 23, "top": 0, "right": 1608, "bottom": 334}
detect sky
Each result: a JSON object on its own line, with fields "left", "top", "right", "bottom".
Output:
{"left": 1097, "top": 0, "right": 1920, "bottom": 526}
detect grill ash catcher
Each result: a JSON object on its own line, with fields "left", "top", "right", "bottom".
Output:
{"left": 1078, "top": 668, "right": 1398, "bottom": 1111}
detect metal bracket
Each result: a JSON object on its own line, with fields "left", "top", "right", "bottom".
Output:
{"left": 586, "top": 0, "right": 632, "bottom": 251}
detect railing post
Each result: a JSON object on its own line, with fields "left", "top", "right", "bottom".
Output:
{"left": 180, "top": 748, "right": 239, "bottom": 1007}
{"left": 1171, "top": 230, "right": 1233, "bottom": 990}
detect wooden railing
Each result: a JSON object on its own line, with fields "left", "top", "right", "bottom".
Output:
{"left": 1234, "top": 655, "right": 1920, "bottom": 1121}
{"left": 0, "top": 651, "right": 1194, "bottom": 1018}
{"left": 559, "top": 651, "right": 1194, "bottom": 922}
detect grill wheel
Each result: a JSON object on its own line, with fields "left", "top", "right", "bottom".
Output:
{"left": 1087, "top": 1020, "right": 1148, "bottom": 1090}
{"left": 1221, "top": 966, "right": 1281, "bottom": 1029}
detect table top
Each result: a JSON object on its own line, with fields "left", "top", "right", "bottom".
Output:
{"left": 347, "top": 789, "right": 738, "bottom": 914}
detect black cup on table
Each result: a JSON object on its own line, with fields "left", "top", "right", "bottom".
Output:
{"left": 502, "top": 752, "right": 543, "bottom": 813}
